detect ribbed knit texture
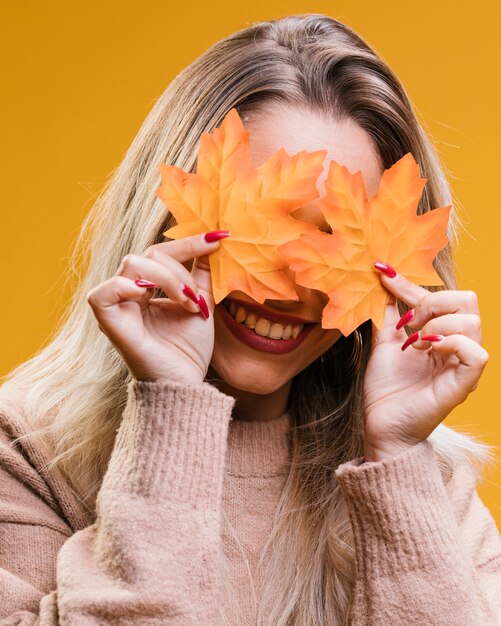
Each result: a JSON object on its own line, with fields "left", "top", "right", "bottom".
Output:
{"left": 103, "top": 379, "right": 235, "bottom": 505}
{"left": 0, "top": 379, "right": 500, "bottom": 624}
{"left": 336, "top": 440, "right": 461, "bottom": 573}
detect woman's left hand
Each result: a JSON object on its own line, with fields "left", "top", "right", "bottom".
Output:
{"left": 362, "top": 261, "right": 489, "bottom": 462}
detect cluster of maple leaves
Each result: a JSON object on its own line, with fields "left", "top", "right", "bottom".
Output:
{"left": 155, "top": 108, "right": 450, "bottom": 337}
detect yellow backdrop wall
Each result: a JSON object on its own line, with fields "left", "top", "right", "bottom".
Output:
{"left": 2, "top": 1, "right": 500, "bottom": 522}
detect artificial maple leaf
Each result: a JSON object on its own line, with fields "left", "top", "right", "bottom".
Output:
{"left": 277, "top": 152, "right": 451, "bottom": 336}
{"left": 155, "top": 107, "right": 326, "bottom": 304}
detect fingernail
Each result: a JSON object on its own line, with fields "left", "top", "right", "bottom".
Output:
{"left": 396, "top": 308, "right": 415, "bottom": 330}
{"left": 135, "top": 279, "right": 157, "bottom": 288}
{"left": 204, "top": 230, "right": 231, "bottom": 243}
{"left": 197, "top": 294, "right": 210, "bottom": 319}
{"left": 374, "top": 261, "right": 397, "bottom": 278}
{"left": 421, "top": 334, "right": 444, "bottom": 342}
{"left": 182, "top": 283, "right": 199, "bottom": 305}
{"left": 401, "top": 331, "right": 420, "bottom": 351}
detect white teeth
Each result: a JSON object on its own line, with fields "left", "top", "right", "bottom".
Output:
{"left": 269, "top": 323, "right": 284, "bottom": 339}
{"left": 254, "top": 318, "right": 271, "bottom": 336}
{"left": 244, "top": 313, "right": 257, "bottom": 329}
{"left": 235, "top": 306, "right": 247, "bottom": 323}
{"left": 223, "top": 299, "right": 304, "bottom": 340}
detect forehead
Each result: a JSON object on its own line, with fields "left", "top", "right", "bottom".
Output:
{"left": 242, "top": 103, "right": 384, "bottom": 226}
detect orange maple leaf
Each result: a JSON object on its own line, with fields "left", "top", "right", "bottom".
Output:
{"left": 155, "top": 108, "right": 326, "bottom": 304}
{"left": 277, "top": 153, "right": 451, "bottom": 336}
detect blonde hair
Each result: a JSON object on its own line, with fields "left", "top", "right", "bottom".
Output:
{"left": 0, "top": 13, "right": 496, "bottom": 626}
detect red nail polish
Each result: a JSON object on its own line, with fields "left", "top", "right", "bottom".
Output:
{"left": 204, "top": 230, "right": 231, "bottom": 243}
{"left": 182, "top": 283, "right": 199, "bottom": 305}
{"left": 396, "top": 308, "right": 415, "bottom": 330}
{"left": 135, "top": 279, "right": 157, "bottom": 288}
{"left": 421, "top": 334, "right": 444, "bottom": 342}
{"left": 197, "top": 294, "right": 210, "bottom": 319}
{"left": 401, "top": 331, "right": 420, "bottom": 351}
{"left": 374, "top": 261, "right": 397, "bottom": 278}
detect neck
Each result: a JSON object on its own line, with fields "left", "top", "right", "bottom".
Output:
{"left": 206, "top": 366, "right": 291, "bottom": 422}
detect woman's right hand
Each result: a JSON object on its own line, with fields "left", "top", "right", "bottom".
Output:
{"left": 86, "top": 231, "right": 229, "bottom": 385}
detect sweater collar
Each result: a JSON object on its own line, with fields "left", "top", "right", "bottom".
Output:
{"left": 226, "top": 412, "right": 291, "bottom": 478}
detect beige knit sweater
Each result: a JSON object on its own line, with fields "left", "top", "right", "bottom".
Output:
{"left": 0, "top": 378, "right": 500, "bottom": 624}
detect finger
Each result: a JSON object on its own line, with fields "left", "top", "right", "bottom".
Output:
{"left": 115, "top": 259, "right": 156, "bottom": 312}
{"left": 117, "top": 253, "right": 201, "bottom": 314}
{"left": 87, "top": 276, "right": 151, "bottom": 343}
{"left": 191, "top": 253, "right": 214, "bottom": 316}
{"left": 149, "top": 230, "right": 229, "bottom": 264}
{"left": 374, "top": 264, "right": 481, "bottom": 332}
{"left": 374, "top": 261, "right": 430, "bottom": 308}
{"left": 425, "top": 334, "right": 489, "bottom": 395}
{"left": 411, "top": 313, "right": 482, "bottom": 349}
{"left": 397, "top": 290, "right": 480, "bottom": 331}
{"left": 371, "top": 300, "right": 404, "bottom": 349}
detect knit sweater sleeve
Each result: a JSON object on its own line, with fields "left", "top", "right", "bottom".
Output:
{"left": 0, "top": 378, "right": 235, "bottom": 625}
{"left": 334, "top": 438, "right": 501, "bottom": 626}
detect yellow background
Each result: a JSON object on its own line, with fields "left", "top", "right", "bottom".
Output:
{"left": 2, "top": 2, "right": 500, "bottom": 523}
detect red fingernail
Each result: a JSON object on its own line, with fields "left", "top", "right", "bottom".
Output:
{"left": 401, "top": 331, "right": 420, "bottom": 351}
{"left": 135, "top": 279, "right": 157, "bottom": 288}
{"left": 197, "top": 294, "right": 209, "bottom": 319}
{"left": 374, "top": 261, "right": 397, "bottom": 278}
{"left": 204, "top": 230, "right": 231, "bottom": 243}
{"left": 396, "top": 308, "right": 415, "bottom": 330}
{"left": 182, "top": 283, "right": 199, "bottom": 305}
{"left": 421, "top": 334, "right": 444, "bottom": 342}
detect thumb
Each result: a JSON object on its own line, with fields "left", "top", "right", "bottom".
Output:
{"left": 191, "top": 253, "right": 215, "bottom": 303}
{"left": 372, "top": 299, "right": 404, "bottom": 348}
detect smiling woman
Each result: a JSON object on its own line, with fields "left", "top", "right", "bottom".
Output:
{"left": 208, "top": 104, "right": 369, "bottom": 398}
{"left": 0, "top": 12, "right": 500, "bottom": 626}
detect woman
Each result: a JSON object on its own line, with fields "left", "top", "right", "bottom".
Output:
{"left": 0, "top": 13, "right": 500, "bottom": 626}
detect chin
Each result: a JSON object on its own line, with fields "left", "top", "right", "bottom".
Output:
{"left": 209, "top": 356, "right": 290, "bottom": 395}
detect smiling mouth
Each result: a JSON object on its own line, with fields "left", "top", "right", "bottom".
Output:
{"left": 221, "top": 297, "right": 315, "bottom": 340}
{"left": 215, "top": 297, "right": 316, "bottom": 355}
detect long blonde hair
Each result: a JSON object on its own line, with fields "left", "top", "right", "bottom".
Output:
{"left": 0, "top": 13, "right": 496, "bottom": 626}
